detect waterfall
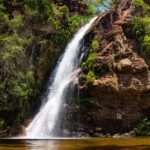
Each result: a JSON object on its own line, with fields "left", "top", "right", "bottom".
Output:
{"left": 25, "top": 16, "right": 98, "bottom": 138}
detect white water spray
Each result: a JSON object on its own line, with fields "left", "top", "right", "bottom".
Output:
{"left": 26, "top": 16, "right": 98, "bottom": 138}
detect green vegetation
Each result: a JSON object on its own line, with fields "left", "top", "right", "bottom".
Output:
{"left": 133, "top": 0, "right": 150, "bottom": 13}
{"left": 84, "top": 52, "right": 97, "bottom": 68}
{"left": 81, "top": 51, "right": 97, "bottom": 84}
{"left": 82, "top": 35, "right": 100, "bottom": 70}
{"left": 86, "top": 70, "right": 96, "bottom": 84}
{"left": 135, "top": 118, "right": 150, "bottom": 136}
{"left": 91, "top": 35, "right": 100, "bottom": 49}
{"left": 132, "top": 0, "right": 150, "bottom": 63}
{"left": 87, "top": 3, "right": 96, "bottom": 15}
{"left": 81, "top": 33, "right": 110, "bottom": 85}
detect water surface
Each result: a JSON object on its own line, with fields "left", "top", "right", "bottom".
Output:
{"left": 1, "top": 138, "right": 150, "bottom": 150}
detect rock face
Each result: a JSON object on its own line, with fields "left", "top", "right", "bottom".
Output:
{"left": 64, "top": 0, "right": 150, "bottom": 135}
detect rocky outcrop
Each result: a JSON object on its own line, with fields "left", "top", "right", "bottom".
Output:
{"left": 63, "top": 0, "right": 150, "bottom": 136}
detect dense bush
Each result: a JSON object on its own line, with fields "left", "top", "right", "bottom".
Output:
{"left": 135, "top": 118, "right": 150, "bottom": 136}
{"left": 0, "top": 12, "right": 36, "bottom": 125}
{"left": 86, "top": 70, "right": 96, "bottom": 84}
{"left": 132, "top": 0, "right": 150, "bottom": 63}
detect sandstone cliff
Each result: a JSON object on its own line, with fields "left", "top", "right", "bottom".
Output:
{"left": 63, "top": 0, "right": 150, "bottom": 136}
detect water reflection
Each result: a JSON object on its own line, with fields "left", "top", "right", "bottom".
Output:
{"left": 1, "top": 138, "right": 150, "bottom": 150}
{"left": 26, "top": 140, "right": 58, "bottom": 150}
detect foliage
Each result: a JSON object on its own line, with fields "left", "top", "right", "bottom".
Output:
{"left": 135, "top": 118, "right": 150, "bottom": 136}
{"left": 82, "top": 53, "right": 97, "bottom": 85}
{"left": 10, "top": 71, "right": 35, "bottom": 98}
{"left": 87, "top": 4, "right": 96, "bottom": 15}
{"left": 86, "top": 70, "right": 96, "bottom": 84}
{"left": 131, "top": 1, "right": 150, "bottom": 63}
{"left": 84, "top": 52, "right": 96, "bottom": 69}
{"left": 0, "top": 31, "right": 35, "bottom": 123}
{"left": 91, "top": 36, "right": 100, "bottom": 49}
{"left": 83, "top": 35, "right": 100, "bottom": 70}
{"left": 134, "top": 0, "right": 146, "bottom": 6}
{"left": 8, "top": 15, "right": 23, "bottom": 30}
{"left": 24, "top": 0, "right": 53, "bottom": 19}
{"left": 0, "top": 33, "right": 31, "bottom": 60}
{"left": 133, "top": 0, "right": 150, "bottom": 14}
{"left": 0, "top": 0, "right": 5, "bottom": 15}
{"left": 0, "top": 2, "right": 36, "bottom": 126}
{"left": 68, "top": 14, "right": 88, "bottom": 33}
{"left": 131, "top": 17, "right": 145, "bottom": 39}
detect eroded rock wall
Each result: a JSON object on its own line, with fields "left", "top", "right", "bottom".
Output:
{"left": 63, "top": 0, "right": 150, "bottom": 136}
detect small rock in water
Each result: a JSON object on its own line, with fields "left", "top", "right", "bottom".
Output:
{"left": 122, "top": 132, "right": 132, "bottom": 137}
{"left": 128, "top": 130, "right": 136, "bottom": 136}
{"left": 113, "top": 133, "right": 121, "bottom": 138}
{"left": 95, "top": 127, "right": 102, "bottom": 132}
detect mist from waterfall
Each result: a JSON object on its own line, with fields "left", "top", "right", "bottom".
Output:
{"left": 25, "top": 16, "right": 98, "bottom": 138}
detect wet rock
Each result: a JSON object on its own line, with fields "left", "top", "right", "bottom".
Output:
{"left": 112, "top": 133, "right": 122, "bottom": 138}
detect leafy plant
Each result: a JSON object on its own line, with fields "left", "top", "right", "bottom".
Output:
{"left": 86, "top": 70, "right": 96, "bottom": 84}
{"left": 135, "top": 118, "right": 150, "bottom": 136}
{"left": 91, "top": 36, "right": 100, "bottom": 49}
{"left": 131, "top": 1, "right": 150, "bottom": 63}
{"left": 84, "top": 52, "right": 96, "bottom": 69}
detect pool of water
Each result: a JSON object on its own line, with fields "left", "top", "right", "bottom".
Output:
{"left": 1, "top": 138, "right": 150, "bottom": 150}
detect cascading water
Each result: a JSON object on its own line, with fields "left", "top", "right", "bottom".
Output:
{"left": 25, "top": 16, "right": 98, "bottom": 138}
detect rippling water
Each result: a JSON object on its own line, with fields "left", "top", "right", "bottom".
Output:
{"left": 1, "top": 138, "right": 150, "bottom": 150}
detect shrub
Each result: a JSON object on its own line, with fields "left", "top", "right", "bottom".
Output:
{"left": 86, "top": 70, "right": 96, "bottom": 84}
{"left": 91, "top": 38, "right": 99, "bottom": 50}
{"left": 0, "top": 33, "right": 31, "bottom": 61}
{"left": 131, "top": 17, "right": 145, "bottom": 39}
{"left": 131, "top": 0, "right": 150, "bottom": 62}
{"left": 143, "top": 35, "right": 150, "bottom": 57}
{"left": 87, "top": 4, "right": 96, "bottom": 15}
{"left": 85, "top": 52, "right": 96, "bottom": 69}
{"left": 24, "top": 0, "right": 52, "bottom": 16}
{"left": 135, "top": 118, "right": 150, "bottom": 136}
{"left": 8, "top": 15, "right": 23, "bottom": 30}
